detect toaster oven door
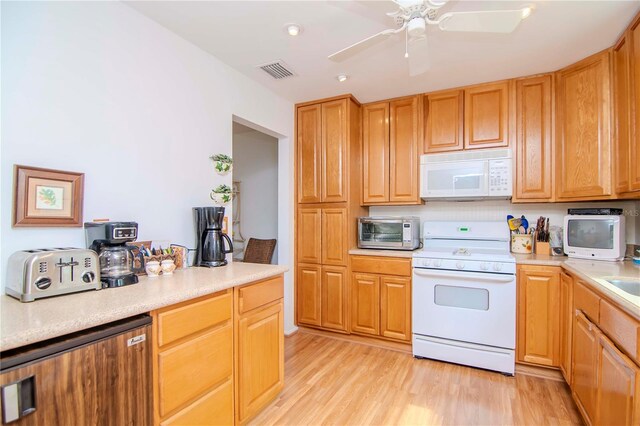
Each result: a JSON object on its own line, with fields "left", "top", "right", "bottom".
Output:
{"left": 358, "top": 220, "right": 404, "bottom": 248}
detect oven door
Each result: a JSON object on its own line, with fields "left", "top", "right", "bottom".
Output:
{"left": 412, "top": 268, "right": 515, "bottom": 349}
{"left": 358, "top": 219, "right": 404, "bottom": 248}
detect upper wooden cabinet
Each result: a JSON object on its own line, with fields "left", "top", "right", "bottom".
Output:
{"left": 513, "top": 75, "right": 554, "bottom": 202}
{"left": 556, "top": 50, "right": 612, "bottom": 200}
{"left": 630, "top": 16, "right": 640, "bottom": 192}
{"left": 362, "top": 96, "right": 421, "bottom": 205}
{"left": 424, "top": 89, "right": 464, "bottom": 153}
{"left": 297, "top": 98, "right": 351, "bottom": 203}
{"left": 464, "top": 81, "right": 510, "bottom": 149}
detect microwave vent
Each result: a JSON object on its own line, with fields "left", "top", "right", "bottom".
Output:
{"left": 257, "top": 61, "right": 296, "bottom": 80}
{"left": 422, "top": 148, "right": 511, "bottom": 163}
{"left": 84, "top": 257, "right": 92, "bottom": 268}
{"left": 38, "top": 262, "right": 48, "bottom": 274}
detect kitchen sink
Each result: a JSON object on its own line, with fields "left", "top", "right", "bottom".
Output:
{"left": 604, "top": 278, "right": 640, "bottom": 297}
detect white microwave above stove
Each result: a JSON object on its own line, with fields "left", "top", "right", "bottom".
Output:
{"left": 420, "top": 149, "right": 512, "bottom": 200}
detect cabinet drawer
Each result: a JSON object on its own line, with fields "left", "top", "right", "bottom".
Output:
{"left": 351, "top": 256, "right": 411, "bottom": 276}
{"left": 238, "top": 275, "right": 284, "bottom": 314}
{"left": 161, "top": 379, "right": 233, "bottom": 426}
{"left": 600, "top": 299, "right": 640, "bottom": 364}
{"left": 157, "top": 290, "right": 232, "bottom": 347}
{"left": 158, "top": 323, "right": 232, "bottom": 417}
{"left": 574, "top": 281, "right": 600, "bottom": 323}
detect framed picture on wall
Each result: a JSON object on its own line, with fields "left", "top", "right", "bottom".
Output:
{"left": 13, "top": 165, "right": 85, "bottom": 227}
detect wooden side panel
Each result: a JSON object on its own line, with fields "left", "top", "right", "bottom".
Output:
{"left": 613, "top": 35, "right": 632, "bottom": 194}
{"left": 0, "top": 325, "right": 152, "bottom": 426}
{"left": 464, "top": 82, "right": 509, "bottom": 149}
{"left": 380, "top": 276, "right": 411, "bottom": 342}
{"left": 572, "top": 310, "right": 599, "bottom": 425}
{"left": 596, "top": 333, "right": 639, "bottom": 426}
{"left": 321, "top": 208, "right": 348, "bottom": 266}
{"left": 556, "top": 51, "right": 612, "bottom": 199}
{"left": 362, "top": 102, "right": 390, "bottom": 204}
{"left": 424, "top": 90, "right": 464, "bottom": 153}
{"left": 297, "top": 104, "right": 322, "bottom": 203}
{"left": 559, "top": 272, "right": 574, "bottom": 385}
{"left": 297, "top": 207, "right": 321, "bottom": 264}
{"left": 517, "top": 265, "right": 560, "bottom": 367}
{"left": 389, "top": 96, "right": 421, "bottom": 203}
{"left": 631, "top": 17, "right": 640, "bottom": 191}
{"left": 296, "top": 264, "right": 322, "bottom": 326}
{"left": 351, "top": 273, "right": 380, "bottom": 336}
{"left": 321, "top": 265, "right": 348, "bottom": 332}
{"left": 236, "top": 300, "right": 285, "bottom": 424}
{"left": 161, "top": 380, "right": 233, "bottom": 426}
{"left": 321, "top": 99, "right": 347, "bottom": 202}
{"left": 514, "top": 75, "right": 553, "bottom": 201}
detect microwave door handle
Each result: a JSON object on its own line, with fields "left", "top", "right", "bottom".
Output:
{"left": 413, "top": 268, "right": 515, "bottom": 283}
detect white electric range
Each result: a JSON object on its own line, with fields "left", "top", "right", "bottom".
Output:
{"left": 412, "top": 221, "right": 516, "bottom": 375}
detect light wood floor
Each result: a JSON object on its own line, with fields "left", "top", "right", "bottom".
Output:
{"left": 250, "top": 331, "right": 583, "bottom": 426}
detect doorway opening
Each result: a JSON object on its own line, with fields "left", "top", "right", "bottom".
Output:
{"left": 232, "top": 121, "right": 279, "bottom": 263}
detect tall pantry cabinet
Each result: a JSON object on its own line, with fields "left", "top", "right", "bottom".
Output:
{"left": 296, "top": 95, "right": 366, "bottom": 333}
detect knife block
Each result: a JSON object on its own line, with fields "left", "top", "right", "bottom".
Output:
{"left": 535, "top": 241, "right": 551, "bottom": 255}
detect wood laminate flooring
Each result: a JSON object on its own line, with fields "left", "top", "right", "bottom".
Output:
{"left": 250, "top": 331, "right": 583, "bottom": 426}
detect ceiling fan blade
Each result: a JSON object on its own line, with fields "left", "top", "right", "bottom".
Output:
{"left": 438, "top": 10, "right": 525, "bottom": 33}
{"left": 408, "top": 36, "right": 430, "bottom": 77}
{"left": 328, "top": 28, "right": 397, "bottom": 62}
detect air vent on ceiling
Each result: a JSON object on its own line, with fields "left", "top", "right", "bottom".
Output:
{"left": 257, "top": 60, "right": 296, "bottom": 80}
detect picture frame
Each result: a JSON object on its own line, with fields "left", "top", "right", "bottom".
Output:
{"left": 13, "top": 165, "right": 85, "bottom": 227}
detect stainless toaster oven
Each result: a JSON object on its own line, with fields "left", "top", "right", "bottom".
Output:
{"left": 357, "top": 217, "right": 421, "bottom": 250}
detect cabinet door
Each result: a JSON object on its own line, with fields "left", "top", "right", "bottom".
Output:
{"left": 572, "top": 310, "right": 600, "bottom": 425}
{"left": 297, "top": 264, "right": 322, "bottom": 326}
{"left": 362, "top": 102, "right": 390, "bottom": 204}
{"left": 631, "top": 17, "right": 640, "bottom": 191}
{"left": 389, "top": 96, "right": 421, "bottom": 203}
{"left": 517, "top": 265, "right": 560, "bottom": 367}
{"left": 161, "top": 380, "right": 233, "bottom": 426}
{"left": 556, "top": 51, "right": 612, "bottom": 199}
{"left": 297, "top": 207, "right": 321, "bottom": 264}
{"left": 380, "top": 276, "right": 411, "bottom": 342}
{"left": 321, "top": 266, "right": 348, "bottom": 331}
{"left": 559, "top": 272, "right": 574, "bottom": 385}
{"left": 514, "top": 75, "right": 553, "bottom": 201}
{"left": 351, "top": 273, "right": 380, "bottom": 336}
{"left": 236, "top": 300, "right": 284, "bottom": 424}
{"left": 613, "top": 35, "right": 632, "bottom": 194}
{"left": 321, "top": 99, "right": 347, "bottom": 202}
{"left": 424, "top": 90, "right": 464, "bottom": 153}
{"left": 596, "top": 333, "right": 640, "bottom": 426}
{"left": 321, "top": 208, "right": 347, "bottom": 266}
{"left": 297, "top": 104, "right": 322, "bottom": 203}
{"left": 464, "top": 82, "right": 509, "bottom": 149}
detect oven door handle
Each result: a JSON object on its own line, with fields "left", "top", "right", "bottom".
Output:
{"left": 413, "top": 268, "right": 515, "bottom": 283}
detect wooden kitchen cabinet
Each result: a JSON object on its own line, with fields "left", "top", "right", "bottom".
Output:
{"left": 513, "top": 74, "right": 554, "bottom": 202}
{"left": 613, "top": 33, "right": 632, "bottom": 194}
{"left": 297, "top": 207, "right": 321, "bottom": 264}
{"left": 321, "top": 208, "right": 348, "bottom": 265}
{"left": 151, "top": 290, "right": 234, "bottom": 425}
{"left": 516, "top": 265, "right": 560, "bottom": 367}
{"left": 424, "top": 89, "right": 464, "bottom": 153}
{"left": 631, "top": 15, "right": 640, "bottom": 192}
{"left": 559, "top": 271, "right": 574, "bottom": 385}
{"left": 297, "top": 264, "right": 348, "bottom": 332}
{"left": 464, "top": 81, "right": 510, "bottom": 149}
{"left": 297, "top": 264, "right": 322, "bottom": 326}
{"left": 297, "top": 104, "right": 322, "bottom": 203}
{"left": 572, "top": 310, "right": 600, "bottom": 425}
{"left": 380, "top": 276, "right": 411, "bottom": 341}
{"left": 361, "top": 96, "right": 421, "bottom": 205}
{"left": 555, "top": 50, "right": 613, "bottom": 200}
{"left": 351, "top": 273, "right": 380, "bottom": 336}
{"left": 234, "top": 275, "right": 285, "bottom": 425}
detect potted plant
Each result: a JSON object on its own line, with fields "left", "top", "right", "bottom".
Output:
{"left": 210, "top": 184, "right": 233, "bottom": 204}
{"left": 210, "top": 154, "right": 233, "bottom": 176}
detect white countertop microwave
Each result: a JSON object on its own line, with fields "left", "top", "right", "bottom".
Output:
{"left": 420, "top": 149, "right": 512, "bottom": 200}
{"left": 564, "top": 214, "right": 626, "bottom": 261}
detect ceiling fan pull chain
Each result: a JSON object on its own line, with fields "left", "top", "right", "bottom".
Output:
{"left": 404, "top": 29, "right": 409, "bottom": 58}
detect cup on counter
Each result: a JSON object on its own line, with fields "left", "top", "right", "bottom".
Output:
{"left": 161, "top": 259, "right": 176, "bottom": 275}
{"left": 145, "top": 261, "right": 162, "bottom": 277}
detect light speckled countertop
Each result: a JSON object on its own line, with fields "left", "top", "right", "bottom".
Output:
{"left": 0, "top": 263, "right": 288, "bottom": 351}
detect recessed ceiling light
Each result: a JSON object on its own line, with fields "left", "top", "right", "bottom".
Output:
{"left": 521, "top": 6, "right": 533, "bottom": 19}
{"left": 285, "top": 24, "right": 302, "bottom": 36}
{"left": 337, "top": 74, "right": 348, "bottom": 82}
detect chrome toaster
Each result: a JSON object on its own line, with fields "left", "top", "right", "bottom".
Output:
{"left": 5, "top": 248, "right": 101, "bottom": 302}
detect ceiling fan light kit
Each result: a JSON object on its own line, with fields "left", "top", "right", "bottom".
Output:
{"left": 328, "top": 0, "right": 534, "bottom": 76}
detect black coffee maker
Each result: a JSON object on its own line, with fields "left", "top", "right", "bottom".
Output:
{"left": 194, "top": 207, "right": 233, "bottom": 267}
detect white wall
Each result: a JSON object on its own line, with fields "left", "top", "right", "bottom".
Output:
{"left": 371, "top": 200, "right": 640, "bottom": 245}
{"left": 1, "top": 1, "right": 297, "bottom": 332}
{"left": 232, "top": 126, "right": 279, "bottom": 263}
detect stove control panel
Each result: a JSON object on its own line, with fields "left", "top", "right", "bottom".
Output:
{"left": 412, "top": 257, "right": 516, "bottom": 275}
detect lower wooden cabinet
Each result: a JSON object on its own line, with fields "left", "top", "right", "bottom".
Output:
{"left": 559, "top": 271, "right": 574, "bottom": 384}
{"left": 516, "top": 265, "right": 560, "bottom": 367}
{"left": 297, "top": 264, "right": 348, "bottom": 332}
{"left": 351, "top": 273, "right": 380, "bottom": 336}
{"left": 572, "top": 310, "right": 600, "bottom": 425}
{"left": 380, "top": 276, "right": 411, "bottom": 341}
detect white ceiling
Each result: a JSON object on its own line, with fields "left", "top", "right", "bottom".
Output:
{"left": 126, "top": 1, "right": 640, "bottom": 104}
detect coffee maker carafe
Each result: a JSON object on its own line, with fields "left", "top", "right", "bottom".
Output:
{"left": 194, "top": 207, "right": 233, "bottom": 267}
{"left": 85, "top": 221, "right": 145, "bottom": 288}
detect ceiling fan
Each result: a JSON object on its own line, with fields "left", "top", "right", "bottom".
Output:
{"left": 328, "top": 0, "right": 533, "bottom": 76}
